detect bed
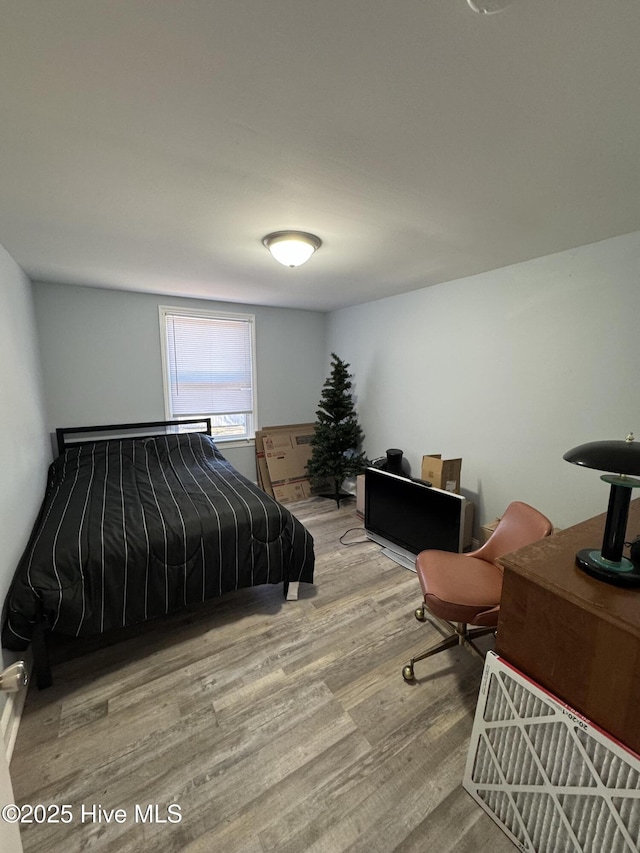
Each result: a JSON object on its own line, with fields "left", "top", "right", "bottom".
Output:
{"left": 1, "top": 419, "right": 314, "bottom": 687}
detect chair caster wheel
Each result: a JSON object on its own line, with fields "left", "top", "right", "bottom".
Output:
{"left": 414, "top": 607, "right": 426, "bottom": 622}
{"left": 402, "top": 664, "right": 415, "bottom": 682}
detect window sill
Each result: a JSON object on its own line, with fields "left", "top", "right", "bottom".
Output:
{"left": 215, "top": 437, "right": 256, "bottom": 450}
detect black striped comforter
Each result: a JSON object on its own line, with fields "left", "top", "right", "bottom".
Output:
{"left": 2, "top": 433, "right": 314, "bottom": 650}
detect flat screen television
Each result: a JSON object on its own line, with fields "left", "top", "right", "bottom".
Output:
{"left": 364, "top": 466, "right": 466, "bottom": 570}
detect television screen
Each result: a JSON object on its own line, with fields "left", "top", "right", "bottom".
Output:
{"left": 364, "top": 467, "right": 465, "bottom": 567}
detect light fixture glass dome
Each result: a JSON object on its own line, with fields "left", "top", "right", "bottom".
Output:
{"left": 467, "top": 0, "right": 517, "bottom": 13}
{"left": 262, "top": 231, "right": 322, "bottom": 268}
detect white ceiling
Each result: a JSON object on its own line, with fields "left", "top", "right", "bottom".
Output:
{"left": 1, "top": 0, "right": 639, "bottom": 312}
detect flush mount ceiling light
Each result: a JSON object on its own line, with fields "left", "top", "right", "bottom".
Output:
{"left": 467, "top": 0, "right": 518, "bottom": 13}
{"left": 262, "top": 231, "right": 322, "bottom": 268}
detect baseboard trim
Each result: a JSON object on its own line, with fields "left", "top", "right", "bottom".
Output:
{"left": 1, "top": 651, "right": 32, "bottom": 762}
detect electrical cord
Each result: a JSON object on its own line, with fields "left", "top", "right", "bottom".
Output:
{"left": 339, "top": 526, "right": 369, "bottom": 546}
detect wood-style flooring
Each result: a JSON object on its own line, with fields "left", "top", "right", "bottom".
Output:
{"left": 9, "top": 497, "right": 515, "bottom": 853}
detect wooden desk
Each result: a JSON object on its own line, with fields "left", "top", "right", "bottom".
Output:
{"left": 496, "top": 499, "right": 640, "bottom": 755}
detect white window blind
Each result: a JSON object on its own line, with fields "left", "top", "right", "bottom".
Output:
{"left": 160, "top": 307, "right": 256, "bottom": 440}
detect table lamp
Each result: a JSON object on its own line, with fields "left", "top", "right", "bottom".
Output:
{"left": 563, "top": 433, "right": 640, "bottom": 586}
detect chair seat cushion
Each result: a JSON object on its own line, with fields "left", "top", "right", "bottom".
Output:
{"left": 415, "top": 551, "right": 503, "bottom": 626}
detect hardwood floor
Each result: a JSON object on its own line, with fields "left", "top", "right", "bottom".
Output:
{"left": 9, "top": 498, "right": 515, "bottom": 853}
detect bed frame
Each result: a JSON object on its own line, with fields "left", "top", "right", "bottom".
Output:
{"left": 55, "top": 417, "right": 212, "bottom": 456}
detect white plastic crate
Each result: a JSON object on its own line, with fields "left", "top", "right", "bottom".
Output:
{"left": 463, "top": 651, "right": 640, "bottom": 853}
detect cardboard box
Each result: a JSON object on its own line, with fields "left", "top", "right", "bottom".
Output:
{"left": 479, "top": 515, "right": 559, "bottom": 546}
{"left": 254, "top": 431, "right": 270, "bottom": 492}
{"left": 272, "top": 480, "right": 314, "bottom": 503}
{"left": 263, "top": 427, "right": 315, "bottom": 485}
{"left": 480, "top": 517, "right": 501, "bottom": 544}
{"left": 421, "top": 454, "right": 462, "bottom": 494}
{"left": 356, "top": 473, "right": 365, "bottom": 518}
{"left": 255, "top": 423, "right": 330, "bottom": 503}
{"left": 255, "top": 423, "right": 315, "bottom": 497}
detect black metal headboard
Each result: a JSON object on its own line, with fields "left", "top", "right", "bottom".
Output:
{"left": 55, "top": 418, "right": 212, "bottom": 456}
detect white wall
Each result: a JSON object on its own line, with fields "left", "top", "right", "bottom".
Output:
{"left": 32, "top": 283, "right": 327, "bottom": 479}
{"left": 0, "top": 245, "right": 50, "bottom": 724}
{"left": 24, "top": 230, "right": 640, "bottom": 533}
{"left": 328, "top": 231, "right": 640, "bottom": 531}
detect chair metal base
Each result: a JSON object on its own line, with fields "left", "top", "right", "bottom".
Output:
{"left": 402, "top": 608, "right": 496, "bottom": 682}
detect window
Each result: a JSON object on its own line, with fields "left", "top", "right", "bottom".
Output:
{"left": 159, "top": 306, "right": 257, "bottom": 442}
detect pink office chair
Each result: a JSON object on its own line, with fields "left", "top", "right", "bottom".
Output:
{"left": 402, "top": 501, "right": 553, "bottom": 682}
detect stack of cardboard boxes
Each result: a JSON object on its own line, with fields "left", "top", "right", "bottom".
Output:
{"left": 255, "top": 423, "right": 327, "bottom": 503}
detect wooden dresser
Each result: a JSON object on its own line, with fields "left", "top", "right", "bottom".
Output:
{"left": 496, "top": 499, "right": 640, "bottom": 755}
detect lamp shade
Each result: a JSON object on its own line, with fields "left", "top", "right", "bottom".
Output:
{"left": 563, "top": 437, "right": 640, "bottom": 476}
{"left": 262, "top": 231, "right": 321, "bottom": 268}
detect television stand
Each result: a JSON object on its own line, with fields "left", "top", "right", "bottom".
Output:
{"left": 381, "top": 547, "right": 417, "bottom": 572}
{"left": 366, "top": 529, "right": 418, "bottom": 571}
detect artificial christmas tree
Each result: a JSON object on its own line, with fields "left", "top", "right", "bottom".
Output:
{"left": 306, "top": 353, "right": 367, "bottom": 506}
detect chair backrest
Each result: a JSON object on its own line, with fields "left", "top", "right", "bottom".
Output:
{"left": 472, "top": 501, "right": 553, "bottom": 566}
